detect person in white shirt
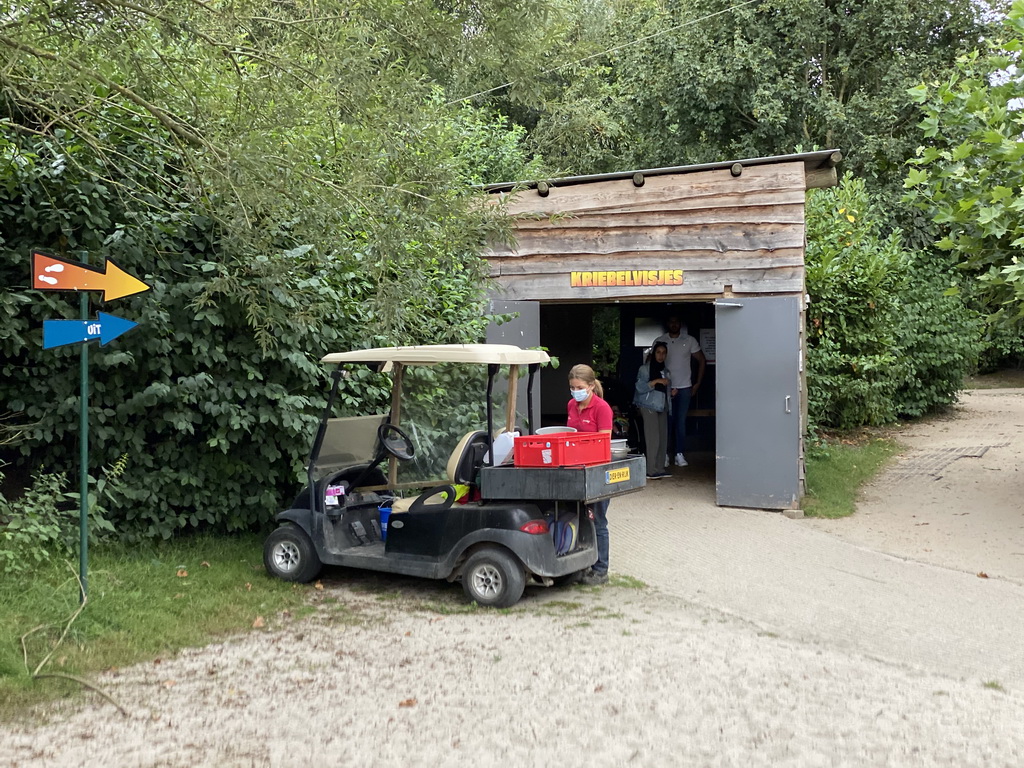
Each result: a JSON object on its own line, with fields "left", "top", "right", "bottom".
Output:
{"left": 655, "top": 315, "right": 706, "bottom": 467}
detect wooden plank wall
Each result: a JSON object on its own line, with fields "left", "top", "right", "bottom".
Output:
{"left": 484, "top": 161, "right": 807, "bottom": 302}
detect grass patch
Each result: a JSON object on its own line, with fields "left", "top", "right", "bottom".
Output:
{"left": 803, "top": 435, "right": 902, "bottom": 518}
{"left": 982, "top": 680, "right": 1006, "bottom": 693}
{"left": 0, "top": 534, "right": 312, "bottom": 721}
{"left": 609, "top": 574, "right": 647, "bottom": 589}
{"left": 421, "top": 600, "right": 482, "bottom": 615}
{"left": 538, "top": 600, "right": 585, "bottom": 612}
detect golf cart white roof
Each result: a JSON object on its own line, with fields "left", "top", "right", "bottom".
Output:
{"left": 321, "top": 344, "right": 550, "bottom": 366}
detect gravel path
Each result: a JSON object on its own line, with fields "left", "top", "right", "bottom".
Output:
{"left": 4, "top": 390, "right": 1024, "bottom": 767}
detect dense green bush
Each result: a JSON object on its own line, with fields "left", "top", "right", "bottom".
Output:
{"left": 0, "top": 108, "right": 523, "bottom": 539}
{"left": 0, "top": 461, "right": 119, "bottom": 576}
{"left": 892, "top": 254, "right": 982, "bottom": 417}
{"left": 806, "top": 177, "right": 907, "bottom": 428}
{"left": 0, "top": 470, "right": 74, "bottom": 575}
{"left": 805, "top": 176, "right": 979, "bottom": 429}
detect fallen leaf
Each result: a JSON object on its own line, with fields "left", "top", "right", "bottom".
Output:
{"left": 405, "top": 631, "right": 412, "bottom": 637}
{"left": 977, "top": 572, "right": 989, "bottom": 579}
{"left": 176, "top": 569, "right": 188, "bottom": 578}
{"left": 200, "top": 561, "right": 211, "bottom": 568}
{"left": 399, "top": 698, "right": 417, "bottom": 708}
{"left": 252, "top": 616, "right": 266, "bottom": 628}
{"left": 245, "top": 582, "right": 252, "bottom": 592}
{"left": 594, "top": 684, "right": 605, "bottom": 693}
{"left": 173, "top": 593, "right": 184, "bottom": 599}
{"left": 154, "top": 659, "right": 162, "bottom": 665}
{"left": 163, "top": 680, "right": 176, "bottom": 688}
{"left": 314, "top": 581, "right": 324, "bottom": 591}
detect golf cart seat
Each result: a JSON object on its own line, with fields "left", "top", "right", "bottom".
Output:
{"left": 391, "top": 430, "right": 489, "bottom": 513}
{"left": 447, "top": 429, "right": 489, "bottom": 484}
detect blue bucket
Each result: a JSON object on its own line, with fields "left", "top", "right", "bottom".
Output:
{"left": 379, "top": 507, "right": 392, "bottom": 540}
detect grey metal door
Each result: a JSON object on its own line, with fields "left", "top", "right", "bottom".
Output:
{"left": 715, "top": 296, "right": 801, "bottom": 509}
{"left": 486, "top": 299, "right": 541, "bottom": 429}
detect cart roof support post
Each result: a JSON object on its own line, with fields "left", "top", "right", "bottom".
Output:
{"left": 388, "top": 363, "right": 405, "bottom": 486}
{"left": 486, "top": 364, "right": 498, "bottom": 465}
{"left": 526, "top": 363, "right": 539, "bottom": 434}
{"left": 505, "top": 364, "right": 519, "bottom": 434}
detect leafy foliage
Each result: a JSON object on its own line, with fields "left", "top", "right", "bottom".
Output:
{"left": 0, "top": 2, "right": 548, "bottom": 538}
{"left": 0, "top": 463, "right": 117, "bottom": 576}
{"left": 805, "top": 176, "right": 979, "bottom": 429}
{"left": 905, "top": 1, "right": 1024, "bottom": 354}
{"left": 523, "top": 0, "right": 1002, "bottom": 197}
{"left": 892, "top": 255, "right": 983, "bottom": 417}
{"left": 0, "top": 470, "right": 73, "bottom": 575}
{"left": 806, "top": 177, "right": 908, "bottom": 428}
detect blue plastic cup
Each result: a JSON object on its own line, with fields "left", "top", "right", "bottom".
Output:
{"left": 379, "top": 507, "right": 392, "bottom": 540}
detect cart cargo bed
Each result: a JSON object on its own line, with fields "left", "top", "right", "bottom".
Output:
{"left": 479, "top": 456, "right": 646, "bottom": 503}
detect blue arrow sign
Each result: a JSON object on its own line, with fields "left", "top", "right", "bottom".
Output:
{"left": 43, "top": 312, "right": 139, "bottom": 350}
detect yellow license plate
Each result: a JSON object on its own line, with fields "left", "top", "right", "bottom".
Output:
{"left": 605, "top": 467, "right": 630, "bottom": 484}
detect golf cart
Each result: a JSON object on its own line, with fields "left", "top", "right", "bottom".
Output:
{"left": 263, "top": 344, "right": 646, "bottom": 607}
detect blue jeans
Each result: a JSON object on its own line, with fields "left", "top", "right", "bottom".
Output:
{"left": 669, "top": 386, "right": 692, "bottom": 456}
{"left": 590, "top": 499, "right": 610, "bottom": 574}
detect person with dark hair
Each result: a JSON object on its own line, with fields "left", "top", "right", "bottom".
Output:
{"left": 634, "top": 342, "right": 670, "bottom": 479}
{"left": 566, "top": 363, "right": 613, "bottom": 586}
{"left": 655, "top": 315, "right": 706, "bottom": 467}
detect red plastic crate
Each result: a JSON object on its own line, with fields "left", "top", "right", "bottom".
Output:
{"left": 513, "top": 432, "right": 611, "bottom": 467}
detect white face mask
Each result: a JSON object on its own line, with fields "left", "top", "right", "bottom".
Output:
{"left": 570, "top": 388, "right": 589, "bottom": 402}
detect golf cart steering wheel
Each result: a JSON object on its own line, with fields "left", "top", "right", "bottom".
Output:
{"left": 377, "top": 423, "right": 415, "bottom": 462}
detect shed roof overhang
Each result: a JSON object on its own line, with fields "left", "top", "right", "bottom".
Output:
{"left": 483, "top": 149, "right": 841, "bottom": 195}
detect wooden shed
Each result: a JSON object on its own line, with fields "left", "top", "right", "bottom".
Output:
{"left": 483, "top": 150, "right": 841, "bottom": 510}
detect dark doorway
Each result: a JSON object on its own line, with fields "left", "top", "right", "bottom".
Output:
{"left": 538, "top": 302, "right": 717, "bottom": 455}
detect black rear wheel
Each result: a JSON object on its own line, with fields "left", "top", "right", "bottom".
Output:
{"left": 461, "top": 548, "right": 526, "bottom": 608}
{"left": 264, "top": 525, "right": 322, "bottom": 583}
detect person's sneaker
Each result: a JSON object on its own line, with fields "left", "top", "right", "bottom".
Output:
{"left": 580, "top": 569, "right": 609, "bottom": 586}
{"left": 675, "top": 453, "right": 688, "bottom": 467}
{"left": 646, "top": 471, "right": 669, "bottom": 479}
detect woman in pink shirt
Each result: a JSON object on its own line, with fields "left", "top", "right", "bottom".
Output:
{"left": 567, "top": 364, "right": 613, "bottom": 585}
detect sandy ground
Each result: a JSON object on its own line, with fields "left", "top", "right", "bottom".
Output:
{"left": 803, "top": 388, "right": 1024, "bottom": 585}
{"left": 3, "top": 389, "right": 1024, "bottom": 767}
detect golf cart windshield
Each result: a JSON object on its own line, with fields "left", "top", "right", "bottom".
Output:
{"left": 317, "top": 414, "right": 390, "bottom": 473}
{"left": 316, "top": 345, "right": 550, "bottom": 490}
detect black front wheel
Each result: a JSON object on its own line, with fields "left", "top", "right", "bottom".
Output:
{"left": 461, "top": 548, "right": 526, "bottom": 608}
{"left": 264, "top": 525, "right": 322, "bottom": 583}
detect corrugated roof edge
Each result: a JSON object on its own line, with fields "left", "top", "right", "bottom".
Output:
{"left": 481, "top": 149, "right": 842, "bottom": 193}
{"left": 321, "top": 344, "right": 551, "bottom": 366}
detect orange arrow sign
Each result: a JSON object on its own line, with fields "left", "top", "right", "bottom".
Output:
{"left": 32, "top": 251, "right": 150, "bottom": 301}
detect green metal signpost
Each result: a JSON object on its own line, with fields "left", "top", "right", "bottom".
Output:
{"left": 32, "top": 249, "right": 150, "bottom": 602}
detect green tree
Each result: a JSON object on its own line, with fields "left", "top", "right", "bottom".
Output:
{"left": 0, "top": 1, "right": 552, "bottom": 537}
{"left": 805, "top": 176, "right": 979, "bottom": 429}
{"left": 523, "top": 0, "right": 1002, "bottom": 201}
{"left": 905, "top": 1, "right": 1024, "bottom": 359}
